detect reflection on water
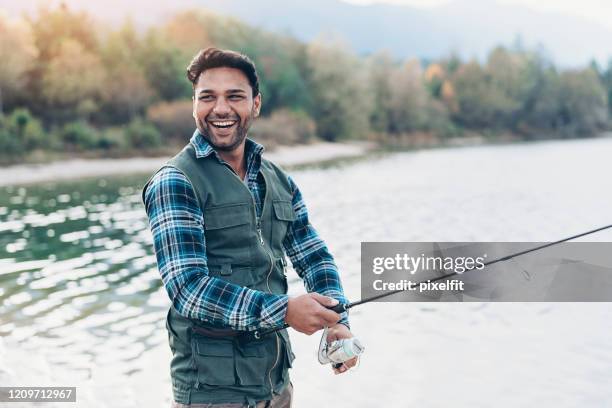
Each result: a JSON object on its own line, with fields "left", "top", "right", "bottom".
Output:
{"left": 1, "top": 137, "right": 612, "bottom": 407}
{"left": 0, "top": 175, "right": 168, "bottom": 386}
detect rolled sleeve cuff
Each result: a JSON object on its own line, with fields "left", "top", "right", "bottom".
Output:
{"left": 259, "top": 293, "right": 290, "bottom": 329}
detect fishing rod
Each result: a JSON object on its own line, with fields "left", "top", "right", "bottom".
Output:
{"left": 252, "top": 223, "right": 612, "bottom": 341}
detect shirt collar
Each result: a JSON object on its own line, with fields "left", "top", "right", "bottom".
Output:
{"left": 189, "top": 129, "right": 265, "bottom": 162}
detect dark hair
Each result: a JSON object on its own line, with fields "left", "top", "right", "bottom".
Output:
{"left": 186, "top": 47, "right": 260, "bottom": 97}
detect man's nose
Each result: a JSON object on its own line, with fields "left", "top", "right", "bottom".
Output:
{"left": 212, "top": 97, "right": 231, "bottom": 116}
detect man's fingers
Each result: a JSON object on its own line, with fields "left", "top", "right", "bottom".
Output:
{"left": 320, "top": 308, "right": 341, "bottom": 326}
{"left": 332, "top": 357, "right": 358, "bottom": 374}
{"left": 333, "top": 363, "right": 348, "bottom": 374}
{"left": 310, "top": 292, "right": 339, "bottom": 307}
{"left": 344, "top": 356, "right": 358, "bottom": 368}
{"left": 326, "top": 331, "right": 339, "bottom": 343}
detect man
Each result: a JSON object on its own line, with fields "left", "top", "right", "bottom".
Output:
{"left": 142, "top": 48, "right": 356, "bottom": 408}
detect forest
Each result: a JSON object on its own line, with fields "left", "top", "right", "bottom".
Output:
{"left": 0, "top": 5, "right": 610, "bottom": 162}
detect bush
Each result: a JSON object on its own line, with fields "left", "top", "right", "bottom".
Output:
{"left": 58, "top": 120, "right": 100, "bottom": 150}
{"left": 98, "top": 127, "right": 129, "bottom": 150}
{"left": 249, "top": 109, "right": 317, "bottom": 148}
{"left": 124, "top": 117, "right": 162, "bottom": 148}
{"left": 0, "top": 126, "right": 24, "bottom": 156}
{"left": 7, "top": 109, "right": 45, "bottom": 149}
{"left": 146, "top": 100, "right": 194, "bottom": 141}
{"left": 0, "top": 108, "right": 48, "bottom": 157}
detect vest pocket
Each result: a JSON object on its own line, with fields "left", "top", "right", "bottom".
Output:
{"left": 203, "top": 204, "right": 252, "bottom": 264}
{"left": 208, "top": 264, "right": 258, "bottom": 288}
{"left": 192, "top": 334, "right": 273, "bottom": 388}
{"left": 192, "top": 335, "right": 235, "bottom": 386}
{"left": 278, "top": 329, "right": 295, "bottom": 368}
{"left": 272, "top": 200, "right": 296, "bottom": 222}
{"left": 272, "top": 200, "right": 296, "bottom": 246}
{"left": 235, "top": 341, "right": 268, "bottom": 386}
{"left": 204, "top": 203, "right": 251, "bottom": 229}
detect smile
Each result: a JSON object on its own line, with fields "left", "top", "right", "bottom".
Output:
{"left": 209, "top": 120, "right": 237, "bottom": 129}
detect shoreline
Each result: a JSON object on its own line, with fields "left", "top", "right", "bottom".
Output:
{"left": 1, "top": 131, "right": 610, "bottom": 187}
{"left": 0, "top": 141, "right": 374, "bottom": 187}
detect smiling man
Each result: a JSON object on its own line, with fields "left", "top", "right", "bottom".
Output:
{"left": 142, "top": 48, "right": 356, "bottom": 408}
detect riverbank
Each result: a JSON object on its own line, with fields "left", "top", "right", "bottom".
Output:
{"left": 0, "top": 141, "right": 374, "bottom": 187}
{"left": 2, "top": 131, "right": 611, "bottom": 187}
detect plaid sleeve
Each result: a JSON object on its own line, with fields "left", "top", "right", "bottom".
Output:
{"left": 143, "top": 166, "right": 288, "bottom": 331}
{"left": 282, "top": 175, "right": 350, "bottom": 328}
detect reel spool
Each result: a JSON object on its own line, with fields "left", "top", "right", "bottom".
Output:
{"left": 318, "top": 326, "right": 365, "bottom": 369}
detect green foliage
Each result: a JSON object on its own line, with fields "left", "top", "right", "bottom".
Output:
{"left": 603, "top": 60, "right": 612, "bottom": 118}
{"left": 58, "top": 120, "right": 100, "bottom": 150}
{"left": 40, "top": 39, "right": 105, "bottom": 110}
{"left": 98, "top": 127, "right": 130, "bottom": 150}
{"left": 97, "top": 20, "right": 154, "bottom": 124}
{"left": 0, "top": 108, "right": 45, "bottom": 155}
{"left": 26, "top": 6, "right": 102, "bottom": 123}
{"left": 306, "top": 39, "right": 373, "bottom": 141}
{"left": 7, "top": 108, "right": 45, "bottom": 149}
{"left": 557, "top": 68, "right": 608, "bottom": 136}
{"left": 0, "top": 4, "right": 610, "bottom": 163}
{"left": 124, "top": 117, "right": 162, "bottom": 148}
{"left": 138, "top": 29, "right": 192, "bottom": 101}
{"left": 0, "top": 126, "right": 23, "bottom": 155}
{"left": 367, "top": 52, "right": 395, "bottom": 133}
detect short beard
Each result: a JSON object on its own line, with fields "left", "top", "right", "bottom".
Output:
{"left": 198, "top": 110, "right": 255, "bottom": 152}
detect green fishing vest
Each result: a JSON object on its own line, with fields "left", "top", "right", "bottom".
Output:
{"left": 146, "top": 143, "right": 296, "bottom": 406}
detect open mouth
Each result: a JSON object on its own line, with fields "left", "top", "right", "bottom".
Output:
{"left": 208, "top": 120, "right": 238, "bottom": 129}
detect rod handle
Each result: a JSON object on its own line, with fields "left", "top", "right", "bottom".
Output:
{"left": 327, "top": 303, "right": 348, "bottom": 313}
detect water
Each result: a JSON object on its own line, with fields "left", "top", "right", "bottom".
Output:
{"left": 1, "top": 137, "right": 612, "bottom": 407}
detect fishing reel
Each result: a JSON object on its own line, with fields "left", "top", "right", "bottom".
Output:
{"left": 317, "top": 326, "right": 365, "bottom": 370}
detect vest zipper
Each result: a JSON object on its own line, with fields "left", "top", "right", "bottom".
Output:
{"left": 267, "top": 332, "right": 280, "bottom": 395}
{"left": 221, "top": 162, "right": 281, "bottom": 395}
{"left": 256, "top": 219, "right": 265, "bottom": 245}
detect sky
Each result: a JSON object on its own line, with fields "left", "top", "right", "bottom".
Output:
{"left": 343, "top": 0, "right": 612, "bottom": 30}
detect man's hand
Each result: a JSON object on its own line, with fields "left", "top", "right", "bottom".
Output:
{"left": 326, "top": 323, "right": 358, "bottom": 375}
{"left": 284, "top": 293, "right": 341, "bottom": 335}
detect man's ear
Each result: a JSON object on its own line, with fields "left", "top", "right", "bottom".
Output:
{"left": 253, "top": 93, "right": 262, "bottom": 117}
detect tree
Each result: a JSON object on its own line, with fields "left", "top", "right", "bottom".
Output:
{"left": 98, "top": 20, "right": 154, "bottom": 124}
{"left": 0, "top": 13, "right": 38, "bottom": 115}
{"left": 485, "top": 47, "right": 538, "bottom": 129}
{"left": 40, "top": 39, "right": 106, "bottom": 122}
{"left": 28, "top": 5, "right": 100, "bottom": 62}
{"left": 558, "top": 68, "right": 608, "bottom": 136}
{"left": 366, "top": 51, "right": 395, "bottom": 133}
{"left": 138, "top": 28, "right": 192, "bottom": 101}
{"left": 602, "top": 59, "right": 612, "bottom": 118}
{"left": 387, "top": 60, "right": 431, "bottom": 133}
{"left": 164, "top": 11, "right": 212, "bottom": 56}
{"left": 306, "top": 39, "right": 372, "bottom": 141}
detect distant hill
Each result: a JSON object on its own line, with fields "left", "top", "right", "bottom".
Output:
{"left": 3, "top": 0, "right": 611, "bottom": 67}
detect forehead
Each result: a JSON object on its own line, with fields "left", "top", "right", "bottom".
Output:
{"left": 195, "top": 67, "right": 251, "bottom": 94}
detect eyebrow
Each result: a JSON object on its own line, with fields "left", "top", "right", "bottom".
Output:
{"left": 198, "top": 88, "right": 247, "bottom": 94}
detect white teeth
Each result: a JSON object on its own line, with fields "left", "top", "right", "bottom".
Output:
{"left": 211, "top": 121, "right": 236, "bottom": 127}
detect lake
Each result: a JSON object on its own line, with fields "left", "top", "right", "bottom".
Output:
{"left": 1, "top": 137, "right": 612, "bottom": 407}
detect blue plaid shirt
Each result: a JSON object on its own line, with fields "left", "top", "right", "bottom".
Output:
{"left": 143, "top": 131, "right": 349, "bottom": 331}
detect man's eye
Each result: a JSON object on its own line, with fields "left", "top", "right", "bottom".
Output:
{"left": 229, "top": 95, "right": 244, "bottom": 100}
{"left": 199, "top": 95, "right": 214, "bottom": 101}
